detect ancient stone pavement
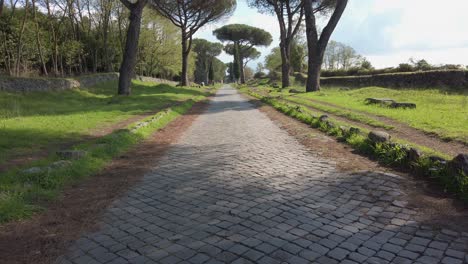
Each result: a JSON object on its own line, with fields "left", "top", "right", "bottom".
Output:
{"left": 57, "top": 85, "right": 468, "bottom": 264}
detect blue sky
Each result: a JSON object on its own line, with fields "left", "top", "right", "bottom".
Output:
{"left": 195, "top": 0, "right": 468, "bottom": 69}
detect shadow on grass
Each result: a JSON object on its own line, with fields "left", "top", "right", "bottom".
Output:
{"left": 0, "top": 81, "right": 212, "bottom": 165}
{"left": 0, "top": 81, "right": 210, "bottom": 119}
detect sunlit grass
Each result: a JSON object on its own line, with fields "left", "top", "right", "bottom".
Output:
{"left": 256, "top": 85, "right": 468, "bottom": 143}
{"left": 0, "top": 80, "right": 212, "bottom": 223}
{"left": 0, "top": 80, "right": 210, "bottom": 164}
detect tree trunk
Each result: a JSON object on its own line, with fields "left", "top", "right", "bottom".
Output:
{"left": 306, "top": 57, "right": 322, "bottom": 92}
{"left": 304, "top": 0, "right": 348, "bottom": 92}
{"left": 239, "top": 56, "right": 245, "bottom": 84}
{"left": 15, "top": 0, "right": 28, "bottom": 76}
{"left": 45, "top": 0, "right": 59, "bottom": 75}
{"left": 0, "top": 0, "right": 4, "bottom": 16}
{"left": 180, "top": 32, "right": 190, "bottom": 86}
{"left": 280, "top": 41, "right": 291, "bottom": 88}
{"left": 32, "top": 0, "right": 48, "bottom": 76}
{"left": 118, "top": 0, "right": 146, "bottom": 95}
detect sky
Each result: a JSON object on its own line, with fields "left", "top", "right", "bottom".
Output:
{"left": 194, "top": 0, "right": 468, "bottom": 69}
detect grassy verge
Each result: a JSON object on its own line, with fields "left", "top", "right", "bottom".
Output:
{"left": 250, "top": 83, "right": 467, "bottom": 143}
{"left": 0, "top": 80, "right": 211, "bottom": 164}
{"left": 282, "top": 96, "right": 393, "bottom": 130}
{"left": 0, "top": 81, "right": 215, "bottom": 223}
{"left": 239, "top": 86, "right": 468, "bottom": 201}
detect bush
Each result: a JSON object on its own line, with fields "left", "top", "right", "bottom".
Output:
{"left": 254, "top": 72, "right": 267, "bottom": 79}
{"left": 268, "top": 71, "right": 281, "bottom": 81}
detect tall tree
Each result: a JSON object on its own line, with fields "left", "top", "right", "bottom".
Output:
{"left": 192, "top": 38, "right": 223, "bottom": 84}
{"left": 232, "top": 43, "right": 241, "bottom": 82}
{"left": 224, "top": 44, "right": 261, "bottom": 69}
{"left": 31, "top": 0, "right": 47, "bottom": 75}
{"left": 117, "top": 0, "right": 148, "bottom": 95}
{"left": 213, "top": 23, "right": 271, "bottom": 84}
{"left": 151, "top": 0, "right": 236, "bottom": 86}
{"left": 304, "top": 0, "right": 348, "bottom": 92}
{"left": 247, "top": 0, "right": 304, "bottom": 88}
{"left": 0, "top": 0, "right": 4, "bottom": 16}
{"left": 208, "top": 60, "right": 214, "bottom": 85}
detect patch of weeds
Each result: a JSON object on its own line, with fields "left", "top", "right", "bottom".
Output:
{"left": 373, "top": 142, "right": 409, "bottom": 166}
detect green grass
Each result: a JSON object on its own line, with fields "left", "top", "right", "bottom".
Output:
{"left": 281, "top": 96, "right": 394, "bottom": 130}
{"left": 0, "top": 80, "right": 213, "bottom": 223}
{"left": 254, "top": 85, "right": 468, "bottom": 143}
{"left": 0, "top": 80, "right": 210, "bottom": 164}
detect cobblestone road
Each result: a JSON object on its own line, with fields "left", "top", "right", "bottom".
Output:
{"left": 58, "top": 85, "right": 468, "bottom": 264}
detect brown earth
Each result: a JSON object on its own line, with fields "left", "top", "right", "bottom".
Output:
{"left": 252, "top": 86, "right": 467, "bottom": 157}
{"left": 0, "top": 100, "right": 210, "bottom": 264}
{"left": 289, "top": 95, "right": 468, "bottom": 154}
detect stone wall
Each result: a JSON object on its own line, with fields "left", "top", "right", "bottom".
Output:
{"left": 320, "top": 70, "right": 468, "bottom": 90}
{"left": 135, "top": 76, "right": 177, "bottom": 86}
{"left": 0, "top": 73, "right": 175, "bottom": 92}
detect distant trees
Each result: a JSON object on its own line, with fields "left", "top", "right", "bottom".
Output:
{"left": 136, "top": 10, "right": 188, "bottom": 79}
{"left": 224, "top": 44, "right": 261, "bottom": 69}
{"left": 247, "top": 0, "right": 304, "bottom": 88}
{"left": 151, "top": 0, "right": 236, "bottom": 86}
{"left": 192, "top": 39, "right": 223, "bottom": 84}
{"left": 213, "top": 24, "right": 272, "bottom": 84}
{"left": 304, "top": 0, "right": 348, "bottom": 92}
{"left": 0, "top": 0, "right": 134, "bottom": 77}
{"left": 265, "top": 40, "right": 307, "bottom": 74}
{"left": 323, "top": 40, "right": 365, "bottom": 70}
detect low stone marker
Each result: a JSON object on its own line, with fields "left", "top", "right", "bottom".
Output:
{"left": 390, "top": 102, "right": 417, "bottom": 109}
{"left": 450, "top": 154, "right": 468, "bottom": 175}
{"left": 408, "top": 148, "right": 422, "bottom": 162}
{"left": 289, "top": 89, "right": 302, "bottom": 93}
{"left": 365, "top": 98, "right": 395, "bottom": 105}
{"left": 365, "top": 98, "right": 416, "bottom": 109}
{"left": 368, "top": 131, "right": 391, "bottom": 143}
{"left": 319, "top": 115, "right": 329, "bottom": 122}
{"left": 57, "top": 150, "right": 87, "bottom": 160}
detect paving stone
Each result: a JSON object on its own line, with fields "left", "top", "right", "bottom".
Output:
{"left": 445, "top": 249, "right": 465, "bottom": 259}
{"left": 441, "top": 256, "right": 463, "bottom": 264}
{"left": 358, "top": 247, "right": 377, "bottom": 257}
{"left": 349, "top": 252, "right": 368, "bottom": 262}
{"left": 398, "top": 250, "right": 419, "bottom": 260}
{"left": 327, "top": 247, "right": 350, "bottom": 260}
{"left": 54, "top": 86, "right": 468, "bottom": 264}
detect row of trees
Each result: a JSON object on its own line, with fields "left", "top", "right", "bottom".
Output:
{"left": 214, "top": 24, "right": 272, "bottom": 84}
{"left": 263, "top": 39, "right": 372, "bottom": 74}
{"left": 2, "top": 0, "right": 350, "bottom": 93}
{"left": 0, "top": 0, "right": 237, "bottom": 95}
{"left": 0, "top": 0, "right": 132, "bottom": 77}
{"left": 117, "top": 0, "right": 237, "bottom": 94}
{"left": 248, "top": 0, "right": 349, "bottom": 92}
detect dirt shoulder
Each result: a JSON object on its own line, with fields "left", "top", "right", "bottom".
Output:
{"left": 251, "top": 87, "right": 467, "bottom": 157}
{"left": 247, "top": 96, "right": 468, "bottom": 233}
{"left": 290, "top": 96, "right": 468, "bottom": 156}
{"left": 0, "top": 100, "right": 210, "bottom": 264}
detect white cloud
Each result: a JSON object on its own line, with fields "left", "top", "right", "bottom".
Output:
{"left": 195, "top": 0, "right": 468, "bottom": 69}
